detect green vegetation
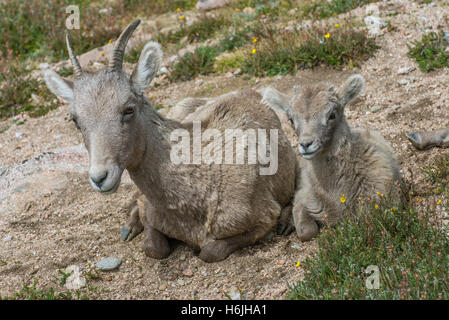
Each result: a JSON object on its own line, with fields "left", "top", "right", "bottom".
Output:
{"left": 407, "top": 32, "right": 449, "bottom": 72}
{"left": 170, "top": 46, "right": 219, "bottom": 81}
{"left": 288, "top": 157, "right": 449, "bottom": 300}
{"left": 0, "top": 62, "right": 58, "bottom": 118}
{"left": 242, "top": 25, "right": 379, "bottom": 76}
{"left": 301, "top": 0, "right": 378, "bottom": 19}
{"left": 155, "top": 15, "right": 231, "bottom": 46}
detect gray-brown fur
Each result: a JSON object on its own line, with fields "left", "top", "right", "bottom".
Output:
{"left": 407, "top": 127, "right": 449, "bottom": 150}
{"left": 262, "top": 75, "right": 403, "bottom": 241}
{"left": 43, "top": 19, "right": 297, "bottom": 262}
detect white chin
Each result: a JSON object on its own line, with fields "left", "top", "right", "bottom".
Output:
{"left": 301, "top": 152, "right": 318, "bottom": 160}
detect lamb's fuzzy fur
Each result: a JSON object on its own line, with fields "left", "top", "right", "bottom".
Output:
{"left": 43, "top": 20, "right": 297, "bottom": 262}
{"left": 262, "top": 75, "right": 404, "bottom": 241}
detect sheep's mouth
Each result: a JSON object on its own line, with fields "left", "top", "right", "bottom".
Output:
{"left": 100, "top": 179, "right": 121, "bottom": 194}
{"left": 300, "top": 150, "right": 320, "bottom": 159}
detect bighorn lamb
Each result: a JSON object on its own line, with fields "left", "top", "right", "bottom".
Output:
{"left": 407, "top": 128, "right": 449, "bottom": 150}
{"left": 43, "top": 19, "right": 297, "bottom": 262}
{"left": 263, "top": 74, "right": 403, "bottom": 241}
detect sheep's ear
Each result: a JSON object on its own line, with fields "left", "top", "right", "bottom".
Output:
{"left": 131, "top": 41, "right": 162, "bottom": 95}
{"left": 261, "top": 87, "right": 291, "bottom": 114}
{"left": 338, "top": 74, "right": 365, "bottom": 107}
{"left": 43, "top": 69, "right": 74, "bottom": 102}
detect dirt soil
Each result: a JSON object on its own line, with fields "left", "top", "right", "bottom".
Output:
{"left": 1, "top": 0, "right": 449, "bottom": 299}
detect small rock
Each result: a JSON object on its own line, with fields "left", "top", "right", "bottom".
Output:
{"left": 194, "top": 79, "right": 203, "bottom": 87}
{"left": 99, "top": 8, "right": 111, "bottom": 14}
{"left": 15, "top": 132, "right": 23, "bottom": 138}
{"left": 370, "top": 105, "right": 382, "bottom": 113}
{"left": 397, "top": 66, "right": 416, "bottom": 75}
{"left": 97, "top": 257, "right": 122, "bottom": 271}
{"left": 391, "top": 105, "right": 401, "bottom": 111}
{"left": 158, "top": 283, "right": 167, "bottom": 290}
{"left": 398, "top": 79, "right": 409, "bottom": 85}
{"left": 427, "top": 2, "right": 436, "bottom": 8}
{"left": 157, "top": 66, "right": 169, "bottom": 76}
{"left": 65, "top": 265, "right": 87, "bottom": 290}
{"left": 278, "top": 259, "right": 285, "bottom": 265}
{"left": 31, "top": 94, "right": 42, "bottom": 105}
{"left": 225, "top": 72, "right": 235, "bottom": 78}
{"left": 364, "top": 16, "right": 387, "bottom": 36}
{"left": 183, "top": 268, "right": 194, "bottom": 277}
{"left": 291, "top": 243, "right": 301, "bottom": 250}
{"left": 177, "top": 279, "right": 185, "bottom": 286}
{"left": 242, "top": 7, "right": 256, "bottom": 15}
{"left": 444, "top": 32, "right": 449, "bottom": 45}
{"left": 39, "top": 63, "right": 50, "bottom": 70}
{"left": 229, "top": 287, "right": 241, "bottom": 300}
{"left": 216, "top": 272, "right": 226, "bottom": 277}
{"left": 3, "top": 235, "right": 12, "bottom": 241}
{"left": 232, "top": 68, "right": 241, "bottom": 76}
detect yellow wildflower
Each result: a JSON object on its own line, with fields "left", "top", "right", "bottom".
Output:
{"left": 340, "top": 194, "right": 346, "bottom": 203}
{"left": 251, "top": 48, "right": 257, "bottom": 54}
{"left": 375, "top": 204, "right": 379, "bottom": 209}
{"left": 235, "top": 8, "right": 240, "bottom": 12}
{"left": 324, "top": 32, "right": 330, "bottom": 38}
{"left": 296, "top": 261, "right": 301, "bottom": 267}
{"left": 334, "top": 23, "right": 340, "bottom": 28}
{"left": 437, "top": 199, "right": 442, "bottom": 205}
{"left": 100, "top": 51, "right": 104, "bottom": 56}
{"left": 108, "top": 39, "right": 112, "bottom": 44}
{"left": 252, "top": 37, "right": 258, "bottom": 43}
{"left": 176, "top": 8, "right": 181, "bottom": 12}
{"left": 179, "top": 15, "right": 185, "bottom": 20}
{"left": 391, "top": 207, "right": 397, "bottom": 213}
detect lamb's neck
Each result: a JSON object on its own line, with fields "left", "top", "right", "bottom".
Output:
{"left": 310, "top": 119, "right": 352, "bottom": 185}
{"left": 127, "top": 101, "right": 181, "bottom": 201}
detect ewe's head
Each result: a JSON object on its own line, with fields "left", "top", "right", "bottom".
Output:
{"left": 44, "top": 19, "right": 162, "bottom": 194}
{"left": 263, "top": 74, "right": 365, "bottom": 159}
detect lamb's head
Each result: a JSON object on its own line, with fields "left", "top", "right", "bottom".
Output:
{"left": 43, "top": 19, "right": 162, "bottom": 194}
{"left": 263, "top": 74, "right": 365, "bottom": 159}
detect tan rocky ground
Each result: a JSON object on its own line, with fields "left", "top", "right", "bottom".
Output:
{"left": 0, "top": 0, "right": 449, "bottom": 299}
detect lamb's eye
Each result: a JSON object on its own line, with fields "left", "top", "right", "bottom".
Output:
{"left": 328, "top": 111, "right": 336, "bottom": 121}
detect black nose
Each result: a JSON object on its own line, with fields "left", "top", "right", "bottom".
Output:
{"left": 300, "top": 141, "right": 313, "bottom": 149}
{"left": 90, "top": 172, "right": 108, "bottom": 188}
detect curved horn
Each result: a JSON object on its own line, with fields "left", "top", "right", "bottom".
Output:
{"left": 65, "top": 33, "right": 83, "bottom": 78}
{"left": 109, "top": 19, "right": 141, "bottom": 72}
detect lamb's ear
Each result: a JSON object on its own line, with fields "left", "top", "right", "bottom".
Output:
{"left": 43, "top": 69, "right": 74, "bottom": 102}
{"left": 338, "top": 74, "right": 365, "bottom": 107}
{"left": 261, "top": 87, "right": 291, "bottom": 114}
{"left": 131, "top": 41, "right": 162, "bottom": 95}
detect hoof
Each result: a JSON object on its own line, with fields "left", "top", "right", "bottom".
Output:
{"left": 276, "top": 222, "right": 295, "bottom": 236}
{"left": 120, "top": 224, "right": 143, "bottom": 242}
{"left": 199, "top": 240, "right": 230, "bottom": 263}
{"left": 406, "top": 133, "right": 424, "bottom": 150}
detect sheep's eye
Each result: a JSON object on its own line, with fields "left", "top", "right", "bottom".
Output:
{"left": 122, "top": 108, "right": 135, "bottom": 122}
{"left": 124, "top": 108, "right": 134, "bottom": 115}
{"left": 328, "top": 111, "right": 336, "bottom": 121}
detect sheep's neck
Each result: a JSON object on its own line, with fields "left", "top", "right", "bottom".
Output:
{"left": 126, "top": 100, "right": 181, "bottom": 202}
{"left": 309, "top": 119, "right": 352, "bottom": 186}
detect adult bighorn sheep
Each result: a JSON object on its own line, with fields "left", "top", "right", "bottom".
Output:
{"left": 43, "top": 19, "right": 297, "bottom": 262}
{"left": 262, "top": 75, "right": 404, "bottom": 241}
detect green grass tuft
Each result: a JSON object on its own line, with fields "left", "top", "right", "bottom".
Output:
{"left": 241, "top": 25, "right": 379, "bottom": 77}
{"left": 407, "top": 32, "right": 449, "bottom": 72}
{"left": 170, "top": 46, "right": 219, "bottom": 81}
